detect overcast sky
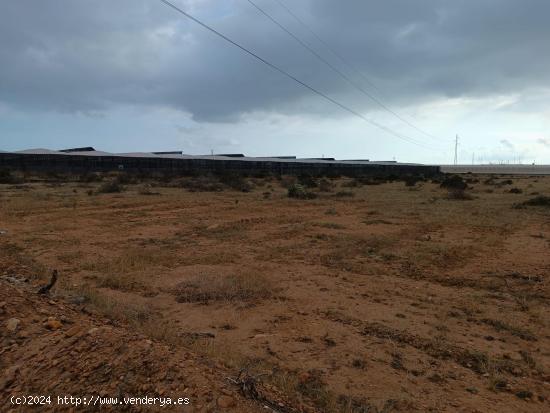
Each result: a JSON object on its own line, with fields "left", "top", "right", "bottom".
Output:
{"left": 1, "top": 0, "right": 549, "bottom": 163}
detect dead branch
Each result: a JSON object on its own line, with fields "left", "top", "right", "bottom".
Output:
{"left": 37, "top": 269, "right": 58, "bottom": 295}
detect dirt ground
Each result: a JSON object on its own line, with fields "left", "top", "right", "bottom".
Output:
{"left": 1, "top": 173, "right": 549, "bottom": 412}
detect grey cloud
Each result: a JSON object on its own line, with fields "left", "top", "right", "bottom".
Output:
{"left": 500, "top": 139, "right": 514, "bottom": 149}
{"left": 1, "top": 0, "right": 550, "bottom": 122}
{"left": 537, "top": 138, "right": 550, "bottom": 147}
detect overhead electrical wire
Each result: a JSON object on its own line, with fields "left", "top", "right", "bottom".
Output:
{"left": 158, "top": 0, "right": 440, "bottom": 150}
{"left": 270, "top": 0, "right": 445, "bottom": 143}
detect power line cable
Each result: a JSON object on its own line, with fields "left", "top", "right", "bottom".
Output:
{"left": 271, "top": 0, "right": 445, "bottom": 142}
{"left": 159, "top": 0, "right": 438, "bottom": 150}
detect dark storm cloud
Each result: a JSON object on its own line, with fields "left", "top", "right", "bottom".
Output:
{"left": 1, "top": 0, "right": 549, "bottom": 121}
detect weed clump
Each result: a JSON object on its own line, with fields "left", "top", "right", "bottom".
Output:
{"left": 520, "top": 195, "right": 550, "bottom": 208}
{"left": 341, "top": 179, "right": 362, "bottom": 188}
{"left": 181, "top": 175, "right": 225, "bottom": 192}
{"left": 318, "top": 178, "right": 333, "bottom": 192}
{"left": 334, "top": 190, "right": 354, "bottom": 198}
{"left": 288, "top": 184, "right": 317, "bottom": 199}
{"left": 447, "top": 188, "right": 474, "bottom": 200}
{"left": 441, "top": 175, "right": 473, "bottom": 200}
{"left": 174, "top": 273, "right": 273, "bottom": 303}
{"left": 138, "top": 185, "right": 160, "bottom": 196}
{"left": 297, "top": 174, "right": 318, "bottom": 188}
{"left": 219, "top": 172, "right": 254, "bottom": 192}
{"left": 79, "top": 172, "right": 103, "bottom": 183}
{"left": 295, "top": 370, "right": 329, "bottom": 407}
{"left": 97, "top": 179, "right": 124, "bottom": 193}
{"left": 440, "top": 175, "right": 467, "bottom": 191}
{"left": 114, "top": 173, "right": 137, "bottom": 185}
{"left": 403, "top": 174, "right": 426, "bottom": 187}
{"left": 349, "top": 175, "right": 386, "bottom": 186}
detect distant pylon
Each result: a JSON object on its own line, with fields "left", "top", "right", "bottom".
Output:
{"left": 454, "top": 135, "right": 459, "bottom": 165}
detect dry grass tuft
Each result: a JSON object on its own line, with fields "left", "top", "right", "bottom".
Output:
{"left": 96, "top": 273, "right": 146, "bottom": 292}
{"left": 73, "top": 284, "right": 149, "bottom": 323}
{"left": 447, "top": 188, "right": 474, "bottom": 200}
{"left": 521, "top": 195, "right": 550, "bottom": 207}
{"left": 174, "top": 273, "right": 274, "bottom": 303}
{"left": 288, "top": 183, "right": 317, "bottom": 199}
{"left": 97, "top": 179, "right": 124, "bottom": 194}
{"left": 82, "top": 248, "right": 177, "bottom": 274}
{"left": 333, "top": 190, "right": 355, "bottom": 198}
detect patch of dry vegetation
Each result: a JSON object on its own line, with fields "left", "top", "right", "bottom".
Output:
{"left": 73, "top": 284, "right": 150, "bottom": 324}
{"left": 174, "top": 273, "right": 274, "bottom": 303}
{"left": 287, "top": 183, "right": 317, "bottom": 199}
{"left": 520, "top": 195, "right": 550, "bottom": 208}
{"left": 82, "top": 248, "right": 178, "bottom": 274}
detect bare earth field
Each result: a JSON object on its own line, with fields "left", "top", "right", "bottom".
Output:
{"left": 1, "top": 173, "right": 549, "bottom": 412}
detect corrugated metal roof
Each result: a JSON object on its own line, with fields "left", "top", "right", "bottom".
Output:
{"left": 16, "top": 148, "right": 62, "bottom": 155}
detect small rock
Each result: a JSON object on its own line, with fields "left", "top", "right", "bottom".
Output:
{"left": 217, "top": 395, "right": 235, "bottom": 408}
{"left": 466, "top": 387, "right": 479, "bottom": 394}
{"left": 6, "top": 318, "right": 21, "bottom": 333}
{"left": 44, "top": 318, "right": 63, "bottom": 330}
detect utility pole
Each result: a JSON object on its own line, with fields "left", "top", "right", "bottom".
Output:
{"left": 454, "top": 134, "right": 459, "bottom": 165}
{"left": 472, "top": 152, "right": 475, "bottom": 165}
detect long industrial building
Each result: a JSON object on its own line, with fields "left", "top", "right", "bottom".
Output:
{"left": 0, "top": 148, "right": 440, "bottom": 177}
